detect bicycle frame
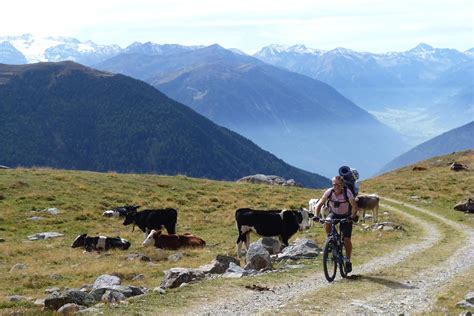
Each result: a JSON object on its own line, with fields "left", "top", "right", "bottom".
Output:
{"left": 320, "top": 217, "right": 350, "bottom": 282}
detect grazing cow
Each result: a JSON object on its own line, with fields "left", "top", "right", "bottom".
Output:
{"left": 450, "top": 162, "right": 469, "bottom": 171}
{"left": 123, "top": 208, "right": 178, "bottom": 237}
{"left": 309, "top": 198, "right": 328, "bottom": 218}
{"left": 103, "top": 205, "right": 139, "bottom": 218}
{"left": 71, "top": 234, "right": 130, "bottom": 252}
{"left": 235, "top": 208, "right": 304, "bottom": 257}
{"left": 142, "top": 230, "right": 206, "bottom": 250}
{"left": 412, "top": 166, "right": 427, "bottom": 171}
{"left": 454, "top": 199, "right": 474, "bottom": 213}
{"left": 356, "top": 194, "right": 380, "bottom": 222}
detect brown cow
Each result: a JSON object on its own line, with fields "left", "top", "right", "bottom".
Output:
{"left": 356, "top": 194, "right": 380, "bottom": 222}
{"left": 412, "top": 166, "right": 427, "bottom": 171}
{"left": 142, "top": 230, "right": 206, "bottom": 249}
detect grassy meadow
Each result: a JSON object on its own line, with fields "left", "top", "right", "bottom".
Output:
{"left": 0, "top": 149, "right": 472, "bottom": 314}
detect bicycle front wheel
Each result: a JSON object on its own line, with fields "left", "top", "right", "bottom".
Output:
{"left": 323, "top": 239, "right": 337, "bottom": 282}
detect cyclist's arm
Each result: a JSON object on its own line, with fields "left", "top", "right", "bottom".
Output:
{"left": 349, "top": 198, "right": 358, "bottom": 217}
{"left": 316, "top": 196, "right": 328, "bottom": 217}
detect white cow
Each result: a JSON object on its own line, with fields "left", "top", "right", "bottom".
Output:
{"left": 309, "top": 198, "right": 328, "bottom": 219}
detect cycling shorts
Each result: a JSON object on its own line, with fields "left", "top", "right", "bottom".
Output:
{"left": 326, "top": 212, "right": 352, "bottom": 238}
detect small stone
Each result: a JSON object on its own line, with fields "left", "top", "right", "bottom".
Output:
{"left": 9, "top": 263, "right": 27, "bottom": 272}
{"left": 57, "top": 303, "right": 81, "bottom": 314}
{"left": 132, "top": 274, "right": 145, "bottom": 281}
{"left": 45, "top": 287, "right": 61, "bottom": 294}
{"left": 153, "top": 287, "right": 166, "bottom": 294}
{"left": 168, "top": 252, "right": 183, "bottom": 262}
{"left": 7, "top": 295, "right": 26, "bottom": 302}
{"left": 34, "top": 298, "right": 45, "bottom": 306}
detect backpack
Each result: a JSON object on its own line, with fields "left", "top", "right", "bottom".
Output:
{"left": 338, "top": 165, "right": 359, "bottom": 197}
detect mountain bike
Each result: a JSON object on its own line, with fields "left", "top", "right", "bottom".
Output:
{"left": 319, "top": 217, "right": 351, "bottom": 282}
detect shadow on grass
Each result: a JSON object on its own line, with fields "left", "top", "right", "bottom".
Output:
{"left": 345, "top": 274, "right": 417, "bottom": 289}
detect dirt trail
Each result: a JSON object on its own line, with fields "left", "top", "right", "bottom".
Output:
{"left": 341, "top": 198, "right": 474, "bottom": 314}
{"left": 188, "top": 198, "right": 474, "bottom": 315}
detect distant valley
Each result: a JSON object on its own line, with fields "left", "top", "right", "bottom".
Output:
{"left": 254, "top": 43, "right": 473, "bottom": 145}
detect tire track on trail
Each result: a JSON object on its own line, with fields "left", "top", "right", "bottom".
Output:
{"left": 341, "top": 198, "right": 474, "bottom": 314}
{"left": 190, "top": 198, "right": 442, "bottom": 315}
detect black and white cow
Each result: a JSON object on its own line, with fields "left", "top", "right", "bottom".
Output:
{"left": 103, "top": 205, "right": 139, "bottom": 218}
{"left": 123, "top": 208, "right": 178, "bottom": 237}
{"left": 71, "top": 234, "right": 131, "bottom": 252}
{"left": 235, "top": 208, "right": 304, "bottom": 257}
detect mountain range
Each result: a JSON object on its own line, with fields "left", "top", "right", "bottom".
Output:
{"left": 1, "top": 34, "right": 471, "bottom": 147}
{"left": 254, "top": 43, "right": 474, "bottom": 145}
{"left": 95, "top": 43, "right": 408, "bottom": 178}
{"left": 380, "top": 121, "right": 474, "bottom": 173}
{"left": 0, "top": 62, "right": 330, "bottom": 188}
{"left": 1, "top": 34, "right": 471, "bottom": 178}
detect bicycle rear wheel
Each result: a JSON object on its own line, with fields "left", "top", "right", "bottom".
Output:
{"left": 323, "top": 239, "right": 337, "bottom": 282}
{"left": 339, "top": 242, "right": 347, "bottom": 278}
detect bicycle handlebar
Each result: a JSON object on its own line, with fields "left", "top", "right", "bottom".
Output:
{"left": 318, "top": 218, "right": 352, "bottom": 224}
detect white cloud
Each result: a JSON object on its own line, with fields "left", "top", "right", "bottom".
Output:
{"left": 1, "top": 0, "right": 472, "bottom": 53}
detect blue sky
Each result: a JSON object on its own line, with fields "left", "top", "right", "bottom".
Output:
{"left": 2, "top": 0, "right": 473, "bottom": 53}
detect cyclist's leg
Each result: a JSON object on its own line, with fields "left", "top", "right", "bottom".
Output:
{"left": 325, "top": 212, "right": 334, "bottom": 235}
{"left": 341, "top": 220, "right": 353, "bottom": 260}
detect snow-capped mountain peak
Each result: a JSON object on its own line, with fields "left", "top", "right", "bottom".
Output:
{"left": 409, "top": 43, "right": 434, "bottom": 53}
{"left": 0, "top": 34, "right": 122, "bottom": 64}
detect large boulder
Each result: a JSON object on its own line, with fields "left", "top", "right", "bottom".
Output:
{"left": 276, "top": 238, "right": 320, "bottom": 261}
{"left": 92, "top": 274, "right": 121, "bottom": 290}
{"left": 198, "top": 254, "right": 240, "bottom": 275}
{"left": 244, "top": 242, "right": 272, "bottom": 271}
{"left": 255, "top": 237, "right": 282, "bottom": 255}
{"left": 237, "top": 174, "right": 302, "bottom": 187}
{"left": 159, "top": 268, "right": 205, "bottom": 289}
{"left": 44, "top": 290, "right": 95, "bottom": 310}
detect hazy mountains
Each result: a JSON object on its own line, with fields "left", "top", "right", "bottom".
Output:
{"left": 380, "top": 121, "right": 474, "bottom": 173}
{"left": 255, "top": 43, "right": 474, "bottom": 145}
{"left": 96, "top": 44, "right": 408, "bottom": 178}
{"left": 0, "top": 62, "right": 330, "bottom": 188}
{"left": 0, "top": 41, "right": 27, "bottom": 64}
{"left": 0, "top": 34, "right": 203, "bottom": 66}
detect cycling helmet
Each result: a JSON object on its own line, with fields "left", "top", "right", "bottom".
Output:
{"left": 351, "top": 169, "right": 359, "bottom": 180}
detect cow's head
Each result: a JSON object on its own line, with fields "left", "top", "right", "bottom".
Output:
{"left": 143, "top": 229, "right": 160, "bottom": 246}
{"left": 104, "top": 205, "right": 139, "bottom": 218}
{"left": 298, "top": 208, "right": 314, "bottom": 230}
{"left": 71, "top": 233, "right": 87, "bottom": 248}
{"left": 123, "top": 208, "right": 139, "bottom": 226}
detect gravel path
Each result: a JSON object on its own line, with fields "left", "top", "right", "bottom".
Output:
{"left": 341, "top": 198, "right": 474, "bottom": 314}
{"left": 189, "top": 198, "right": 472, "bottom": 315}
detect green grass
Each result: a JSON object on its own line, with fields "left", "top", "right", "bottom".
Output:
{"left": 0, "top": 149, "right": 472, "bottom": 314}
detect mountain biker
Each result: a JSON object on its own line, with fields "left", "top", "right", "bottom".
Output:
{"left": 314, "top": 175, "right": 359, "bottom": 273}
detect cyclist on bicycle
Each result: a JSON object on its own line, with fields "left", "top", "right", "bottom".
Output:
{"left": 314, "top": 175, "right": 359, "bottom": 273}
